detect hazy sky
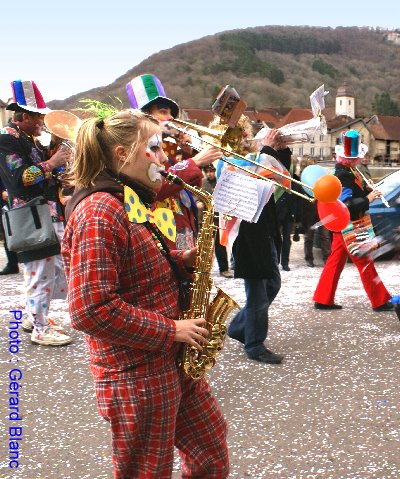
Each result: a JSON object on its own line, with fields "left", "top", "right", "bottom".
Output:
{"left": 1, "top": 0, "right": 399, "bottom": 103}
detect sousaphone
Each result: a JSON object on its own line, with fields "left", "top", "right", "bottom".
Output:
{"left": 44, "top": 110, "right": 83, "bottom": 142}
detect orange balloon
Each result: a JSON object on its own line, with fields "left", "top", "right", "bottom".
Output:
{"left": 313, "top": 174, "right": 342, "bottom": 202}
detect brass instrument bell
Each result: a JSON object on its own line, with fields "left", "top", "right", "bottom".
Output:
{"left": 44, "top": 110, "right": 83, "bottom": 142}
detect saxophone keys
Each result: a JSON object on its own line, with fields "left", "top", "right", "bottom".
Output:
{"left": 184, "top": 364, "right": 203, "bottom": 379}
{"left": 219, "top": 324, "right": 227, "bottom": 338}
{"left": 206, "top": 339, "right": 224, "bottom": 353}
{"left": 211, "top": 323, "right": 227, "bottom": 339}
{"left": 203, "top": 356, "right": 216, "bottom": 370}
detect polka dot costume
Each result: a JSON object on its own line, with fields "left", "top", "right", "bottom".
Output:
{"left": 124, "top": 186, "right": 176, "bottom": 243}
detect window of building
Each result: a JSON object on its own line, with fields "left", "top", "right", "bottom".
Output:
{"left": 310, "top": 147, "right": 315, "bottom": 156}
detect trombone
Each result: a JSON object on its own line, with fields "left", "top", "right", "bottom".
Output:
{"left": 168, "top": 120, "right": 315, "bottom": 203}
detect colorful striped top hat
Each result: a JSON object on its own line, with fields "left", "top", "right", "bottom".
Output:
{"left": 126, "top": 74, "right": 179, "bottom": 118}
{"left": 335, "top": 129, "right": 368, "bottom": 159}
{"left": 6, "top": 80, "right": 51, "bottom": 114}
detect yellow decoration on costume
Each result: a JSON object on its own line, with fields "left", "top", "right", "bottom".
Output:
{"left": 155, "top": 197, "right": 181, "bottom": 214}
{"left": 124, "top": 186, "right": 176, "bottom": 242}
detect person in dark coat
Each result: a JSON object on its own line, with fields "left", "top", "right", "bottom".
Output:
{"left": 227, "top": 129, "right": 291, "bottom": 364}
{"left": 274, "top": 157, "right": 301, "bottom": 271}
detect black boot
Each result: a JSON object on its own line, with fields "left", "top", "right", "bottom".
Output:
{"left": 0, "top": 264, "right": 19, "bottom": 275}
{"left": 1, "top": 237, "right": 19, "bottom": 274}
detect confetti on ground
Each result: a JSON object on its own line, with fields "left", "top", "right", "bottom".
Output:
{"left": 0, "top": 242, "right": 399, "bottom": 479}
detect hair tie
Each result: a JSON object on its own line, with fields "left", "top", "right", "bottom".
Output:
{"left": 97, "top": 119, "right": 104, "bottom": 130}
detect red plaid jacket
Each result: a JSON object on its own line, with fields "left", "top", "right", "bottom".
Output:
{"left": 62, "top": 192, "right": 188, "bottom": 381}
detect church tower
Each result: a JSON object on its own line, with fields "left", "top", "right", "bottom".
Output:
{"left": 335, "top": 82, "right": 355, "bottom": 119}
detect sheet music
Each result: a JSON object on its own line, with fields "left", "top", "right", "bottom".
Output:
{"left": 254, "top": 179, "right": 275, "bottom": 222}
{"left": 214, "top": 169, "right": 274, "bottom": 222}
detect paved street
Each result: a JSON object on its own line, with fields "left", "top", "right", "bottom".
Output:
{"left": 0, "top": 241, "right": 399, "bottom": 479}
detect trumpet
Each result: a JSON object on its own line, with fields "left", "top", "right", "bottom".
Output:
{"left": 169, "top": 121, "right": 315, "bottom": 203}
{"left": 253, "top": 116, "right": 327, "bottom": 146}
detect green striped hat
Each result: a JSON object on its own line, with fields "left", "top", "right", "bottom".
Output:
{"left": 126, "top": 74, "right": 179, "bottom": 118}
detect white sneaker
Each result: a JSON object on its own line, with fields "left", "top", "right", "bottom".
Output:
{"left": 31, "top": 326, "right": 73, "bottom": 346}
{"left": 22, "top": 315, "right": 34, "bottom": 333}
{"left": 46, "top": 317, "right": 66, "bottom": 332}
{"left": 23, "top": 313, "right": 65, "bottom": 333}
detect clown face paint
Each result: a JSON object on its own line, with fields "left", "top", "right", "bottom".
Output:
{"left": 146, "top": 134, "right": 163, "bottom": 157}
{"left": 146, "top": 134, "right": 166, "bottom": 183}
{"left": 147, "top": 162, "right": 165, "bottom": 183}
{"left": 118, "top": 133, "right": 167, "bottom": 191}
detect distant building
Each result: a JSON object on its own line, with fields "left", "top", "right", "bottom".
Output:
{"left": 272, "top": 83, "right": 400, "bottom": 165}
{"left": 385, "top": 31, "right": 400, "bottom": 46}
{"left": 0, "top": 97, "right": 14, "bottom": 128}
{"left": 335, "top": 83, "right": 355, "bottom": 119}
{"left": 366, "top": 115, "right": 400, "bottom": 164}
{"left": 0, "top": 99, "right": 11, "bottom": 128}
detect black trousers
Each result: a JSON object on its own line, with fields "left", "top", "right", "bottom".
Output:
{"left": 279, "top": 219, "right": 294, "bottom": 267}
{"left": 214, "top": 228, "right": 229, "bottom": 273}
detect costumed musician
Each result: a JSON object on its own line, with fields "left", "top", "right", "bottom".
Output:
{"left": 313, "top": 130, "right": 394, "bottom": 312}
{"left": 0, "top": 80, "right": 72, "bottom": 345}
{"left": 223, "top": 127, "right": 291, "bottom": 364}
{"left": 126, "top": 74, "right": 222, "bottom": 250}
{"left": 206, "top": 102, "right": 291, "bottom": 364}
{"left": 62, "top": 108, "right": 229, "bottom": 479}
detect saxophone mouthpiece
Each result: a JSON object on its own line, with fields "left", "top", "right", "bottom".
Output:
{"left": 160, "top": 170, "right": 184, "bottom": 186}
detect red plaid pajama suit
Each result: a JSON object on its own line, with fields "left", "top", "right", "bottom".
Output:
{"left": 62, "top": 191, "right": 229, "bottom": 479}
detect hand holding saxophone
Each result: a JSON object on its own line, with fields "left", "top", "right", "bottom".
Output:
{"left": 182, "top": 247, "right": 197, "bottom": 269}
{"left": 174, "top": 318, "right": 210, "bottom": 351}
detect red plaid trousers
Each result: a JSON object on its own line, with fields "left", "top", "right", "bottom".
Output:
{"left": 95, "top": 368, "right": 229, "bottom": 479}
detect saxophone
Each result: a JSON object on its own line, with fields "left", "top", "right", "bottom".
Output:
{"left": 161, "top": 171, "right": 240, "bottom": 379}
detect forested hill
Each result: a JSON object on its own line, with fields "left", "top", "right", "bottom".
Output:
{"left": 49, "top": 26, "right": 400, "bottom": 116}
